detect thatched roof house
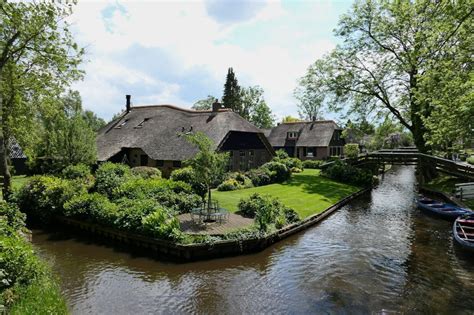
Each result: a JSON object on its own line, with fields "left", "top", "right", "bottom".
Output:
{"left": 97, "top": 96, "right": 274, "bottom": 176}
{"left": 266, "top": 120, "right": 345, "bottom": 160}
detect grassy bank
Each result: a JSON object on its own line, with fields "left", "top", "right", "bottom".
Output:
{"left": 0, "top": 176, "right": 30, "bottom": 200}
{"left": 213, "top": 169, "right": 360, "bottom": 218}
{"left": 423, "top": 174, "right": 474, "bottom": 209}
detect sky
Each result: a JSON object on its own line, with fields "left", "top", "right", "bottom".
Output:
{"left": 69, "top": 0, "right": 354, "bottom": 121}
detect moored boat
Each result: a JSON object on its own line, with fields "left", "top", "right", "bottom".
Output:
{"left": 416, "top": 196, "right": 471, "bottom": 220}
{"left": 453, "top": 214, "right": 474, "bottom": 252}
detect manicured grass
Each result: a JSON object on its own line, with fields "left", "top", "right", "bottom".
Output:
{"left": 0, "top": 175, "right": 29, "bottom": 200}
{"left": 213, "top": 169, "right": 360, "bottom": 218}
{"left": 424, "top": 174, "right": 474, "bottom": 209}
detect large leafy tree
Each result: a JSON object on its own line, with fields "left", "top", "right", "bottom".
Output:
{"left": 222, "top": 67, "right": 242, "bottom": 113}
{"left": 240, "top": 86, "right": 274, "bottom": 128}
{"left": 0, "top": 1, "right": 83, "bottom": 199}
{"left": 294, "top": 83, "right": 324, "bottom": 120}
{"left": 192, "top": 95, "right": 216, "bottom": 111}
{"left": 184, "top": 132, "right": 228, "bottom": 213}
{"left": 296, "top": 0, "right": 473, "bottom": 153}
{"left": 36, "top": 90, "right": 97, "bottom": 170}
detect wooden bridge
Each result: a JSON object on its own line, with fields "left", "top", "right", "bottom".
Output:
{"left": 352, "top": 148, "right": 474, "bottom": 180}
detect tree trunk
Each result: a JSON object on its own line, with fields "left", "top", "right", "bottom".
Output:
{"left": 207, "top": 185, "right": 211, "bottom": 214}
{"left": 0, "top": 129, "right": 11, "bottom": 201}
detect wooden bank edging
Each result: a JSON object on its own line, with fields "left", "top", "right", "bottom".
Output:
{"left": 419, "top": 187, "right": 467, "bottom": 208}
{"left": 57, "top": 187, "right": 371, "bottom": 262}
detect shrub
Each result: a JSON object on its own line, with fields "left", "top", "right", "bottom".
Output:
{"left": 275, "top": 149, "right": 289, "bottom": 159}
{"left": 322, "top": 160, "right": 375, "bottom": 187}
{"left": 94, "top": 162, "right": 131, "bottom": 198}
{"left": 344, "top": 143, "right": 360, "bottom": 159}
{"left": 261, "top": 161, "right": 291, "bottom": 183}
{"left": 131, "top": 166, "right": 161, "bottom": 179}
{"left": 0, "top": 201, "right": 25, "bottom": 232}
{"left": 238, "top": 193, "right": 299, "bottom": 232}
{"left": 290, "top": 167, "right": 302, "bottom": 173}
{"left": 224, "top": 172, "right": 253, "bottom": 188}
{"left": 279, "top": 157, "right": 303, "bottom": 170}
{"left": 114, "top": 198, "right": 161, "bottom": 232}
{"left": 302, "top": 160, "right": 323, "bottom": 169}
{"left": 61, "top": 164, "right": 91, "bottom": 180}
{"left": 170, "top": 167, "right": 207, "bottom": 198}
{"left": 154, "top": 191, "right": 201, "bottom": 214}
{"left": 141, "top": 206, "right": 181, "bottom": 240}
{"left": 467, "top": 156, "right": 474, "bottom": 165}
{"left": 112, "top": 177, "right": 192, "bottom": 199}
{"left": 217, "top": 178, "right": 242, "bottom": 191}
{"left": 15, "top": 176, "right": 81, "bottom": 222}
{"left": 245, "top": 168, "right": 273, "bottom": 187}
{"left": 63, "top": 193, "right": 118, "bottom": 226}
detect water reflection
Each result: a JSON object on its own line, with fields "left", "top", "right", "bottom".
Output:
{"left": 32, "top": 166, "right": 474, "bottom": 314}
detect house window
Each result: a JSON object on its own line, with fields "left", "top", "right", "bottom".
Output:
{"left": 287, "top": 132, "right": 298, "bottom": 139}
{"left": 115, "top": 119, "right": 129, "bottom": 128}
{"left": 172, "top": 161, "right": 181, "bottom": 168}
{"left": 140, "top": 155, "right": 148, "bottom": 166}
{"left": 239, "top": 150, "right": 245, "bottom": 157}
{"left": 156, "top": 160, "right": 164, "bottom": 167}
{"left": 306, "top": 147, "right": 314, "bottom": 157}
{"left": 135, "top": 118, "right": 150, "bottom": 128}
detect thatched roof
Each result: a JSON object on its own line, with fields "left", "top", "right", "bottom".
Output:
{"left": 267, "top": 120, "right": 340, "bottom": 147}
{"left": 8, "top": 137, "right": 26, "bottom": 159}
{"left": 97, "top": 105, "right": 271, "bottom": 161}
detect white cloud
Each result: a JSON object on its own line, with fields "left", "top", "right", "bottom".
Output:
{"left": 68, "top": 0, "right": 346, "bottom": 121}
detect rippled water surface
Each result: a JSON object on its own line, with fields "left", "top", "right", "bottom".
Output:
{"left": 32, "top": 166, "right": 474, "bottom": 314}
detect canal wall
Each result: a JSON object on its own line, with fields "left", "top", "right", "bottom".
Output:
{"left": 55, "top": 187, "right": 371, "bottom": 262}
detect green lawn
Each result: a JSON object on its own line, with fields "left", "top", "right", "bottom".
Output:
{"left": 213, "top": 169, "right": 360, "bottom": 218}
{"left": 0, "top": 175, "right": 30, "bottom": 200}
{"left": 424, "top": 174, "right": 474, "bottom": 209}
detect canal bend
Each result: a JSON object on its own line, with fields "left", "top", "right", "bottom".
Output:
{"left": 32, "top": 166, "right": 474, "bottom": 314}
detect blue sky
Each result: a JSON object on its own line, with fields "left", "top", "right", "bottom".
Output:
{"left": 70, "top": 0, "right": 354, "bottom": 121}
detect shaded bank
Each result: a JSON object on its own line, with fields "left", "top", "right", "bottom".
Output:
{"left": 31, "top": 166, "right": 474, "bottom": 314}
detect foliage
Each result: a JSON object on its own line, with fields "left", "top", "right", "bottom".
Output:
{"left": 322, "top": 161, "right": 375, "bottom": 187}
{"left": 64, "top": 193, "right": 118, "bottom": 226}
{"left": 114, "top": 199, "right": 163, "bottom": 232}
{"left": 275, "top": 150, "right": 289, "bottom": 159}
{"left": 237, "top": 193, "right": 299, "bottom": 232}
{"left": 82, "top": 110, "right": 106, "bottom": 132}
{"left": 192, "top": 95, "right": 216, "bottom": 110}
{"left": 0, "top": 201, "right": 25, "bottom": 232}
{"left": 94, "top": 162, "right": 131, "bottom": 198}
{"left": 344, "top": 144, "right": 360, "bottom": 159}
{"left": 131, "top": 166, "right": 162, "bottom": 179}
{"left": 366, "top": 117, "right": 412, "bottom": 151}
{"left": 170, "top": 167, "right": 207, "bottom": 198}
{"left": 281, "top": 116, "right": 301, "bottom": 123}
{"left": 0, "top": 207, "right": 67, "bottom": 313}
{"left": 0, "top": 0, "right": 83, "bottom": 199}
{"left": 290, "top": 167, "right": 302, "bottom": 173}
{"left": 184, "top": 132, "right": 229, "bottom": 206}
{"left": 222, "top": 67, "right": 242, "bottom": 113}
{"left": 302, "top": 160, "right": 323, "bottom": 169}
{"left": 295, "top": 0, "right": 473, "bottom": 153}
{"left": 240, "top": 86, "right": 275, "bottom": 128}
{"left": 61, "top": 164, "right": 92, "bottom": 180}
{"left": 142, "top": 206, "right": 182, "bottom": 240}
{"left": 261, "top": 161, "right": 291, "bottom": 183}
{"left": 217, "top": 179, "right": 243, "bottom": 191}
{"left": 275, "top": 157, "right": 303, "bottom": 170}
{"left": 294, "top": 83, "right": 325, "bottom": 120}
{"left": 342, "top": 119, "right": 375, "bottom": 145}
{"left": 467, "top": 157, "right": 474, "bottom": 165}
{"left": 245, "top": 168, "right": 273, "bottom": 187}
{"left": 15, "top": 176, "right": 81, "bottom": 222}
{"left": 34, "top": 90, "right": 97, "bottom": 170}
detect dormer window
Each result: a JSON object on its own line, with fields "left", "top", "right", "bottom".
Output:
{"left": 115, "top": 119, "right": 129, "bottom": 129}
{"left": 135, "top": 118, "right": 150, "bottom": 128}
{"left": 287, "top": 131, "right": 298, "bottom": 139}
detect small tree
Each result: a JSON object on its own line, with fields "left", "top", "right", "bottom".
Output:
{"left": 344, "top": 143, "right": 359, "bottom": 159}
{"left": 222, "top": 67, "right": 242, "bottom": 114}
{"left": 192, "top": 95, "right": 216, "bottom": 110}
{"left": 184, "top": 132, "right": 229, "bottom": 212}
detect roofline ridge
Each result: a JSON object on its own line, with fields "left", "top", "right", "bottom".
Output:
{"left": 130, "top": 104, "right": 232, "bottom": 114}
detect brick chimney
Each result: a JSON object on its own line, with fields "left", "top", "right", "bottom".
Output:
{"left": 212, "top": 99, "right": 221, "bottom": 112}
{"left": 126, "top": 95, "right": 131, "bottom": 113}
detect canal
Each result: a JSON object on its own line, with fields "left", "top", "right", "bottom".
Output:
{"left": 31, "top": 166, "right": 474, "bottom": 314}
